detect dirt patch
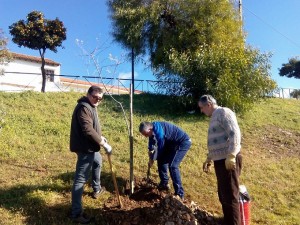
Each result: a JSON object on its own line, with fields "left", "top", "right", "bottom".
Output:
{"left": 101, "top": 177, "right": 221, "bottom": 225}
{"left": 259, "top": 125, "right": 300, "bottom": 158}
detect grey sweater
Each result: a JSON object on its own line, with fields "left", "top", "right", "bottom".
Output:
{"left": 207, "top": 107, "right": 241, "bottom": 161}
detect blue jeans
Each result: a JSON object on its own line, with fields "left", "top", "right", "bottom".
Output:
{"left": 157, "top": 139, "right": 191, "bottom": 198}
{"left": 71, "top": 151, "right": 102, "bottom": 217}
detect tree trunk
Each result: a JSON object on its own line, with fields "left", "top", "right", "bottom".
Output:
{"left": 39, "top": 48, "right": 46, "bottom": 93}
{"left": 41, "top": 58, "right": 46, "bottom": 92}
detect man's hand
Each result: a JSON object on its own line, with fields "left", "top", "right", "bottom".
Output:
{"left": 202, "top": 158, "right": 212, "bottom": 173}
{"left": 103, "top": 142, "right": 112, "bottom": 155}
{"left": 225, "top": 153, "right": 236, "bottom": 170}
{"left": 148, "top": 150, "right": 154, "bottom": 158}
{"left": 100, "top": 136, "right": 107, "bottom": 146}
{"left": 101, "top": 136, "right": 107, "bottom": 143}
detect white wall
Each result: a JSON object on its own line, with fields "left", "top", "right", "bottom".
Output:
{"left": 0, "top": 57, "right": 61, "bottom": 92}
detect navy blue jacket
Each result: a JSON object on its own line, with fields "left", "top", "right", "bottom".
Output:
{"left": 148, "top": 121, "right": 190, "bottom": 160}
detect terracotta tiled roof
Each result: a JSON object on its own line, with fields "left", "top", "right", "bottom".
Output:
{"left": 60, "top": 77, "right": 142, "bottom": 94}
{"left": 11, "top": 52, "right": 60, "bottom": 66}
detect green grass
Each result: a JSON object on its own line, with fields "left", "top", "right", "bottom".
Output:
{"left": 0, "top": 91, "right": 299, "bottom": 225}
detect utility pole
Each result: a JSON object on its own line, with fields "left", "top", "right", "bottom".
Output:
{"left": 238, "top": 0, "right": 243, "bottom": 23}
{"left": 237, "top": 0, "right": 243, "bottom": 40}
{"left": 129, "top": 47, "right": 134, "bottom": 195}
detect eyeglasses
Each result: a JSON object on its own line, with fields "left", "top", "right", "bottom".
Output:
{"left": 91, "top": 95, "right": 103, "bottom": 101}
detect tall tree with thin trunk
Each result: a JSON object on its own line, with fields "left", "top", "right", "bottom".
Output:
{"left": 9, "top": 11, "right": 66, "bottom": 92}
{"left": 108, "top": 0, "right": 277, "bottom": 112}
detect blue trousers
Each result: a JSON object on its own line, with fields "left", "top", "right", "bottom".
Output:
{"left": 71, "top": 151, "right": 102, "bottom": 217}
{"left": 157, "top": 139, "right": 191, "bottom": 198}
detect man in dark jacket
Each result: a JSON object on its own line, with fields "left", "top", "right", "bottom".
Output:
{"left": 70, "top": 85, "right": 112, "bottom": 224}
{"left": 139, "top": 121, "right": 191, "bottom": 200}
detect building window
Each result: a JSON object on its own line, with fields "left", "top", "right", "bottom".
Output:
{"left": 45, "top": 70, "right": 55, "bottom": 82}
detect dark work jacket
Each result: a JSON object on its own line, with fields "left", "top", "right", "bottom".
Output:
{"left": 70, "top": 96, "right": 102, "bottom": 153}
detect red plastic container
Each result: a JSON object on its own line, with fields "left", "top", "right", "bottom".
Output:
{"left": 239, "top": 185, "right": 251, "bottom": 225}
{"left": 240, "top": 200, "right": 250, "bottom": 225}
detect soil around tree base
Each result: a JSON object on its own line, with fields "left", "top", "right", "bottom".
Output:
{"left": 100, "top": 177, "right": 222, "bottom": 225}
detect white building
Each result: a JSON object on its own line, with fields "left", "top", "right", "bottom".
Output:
{"left": 0, "top": 52, "right": 61, "bottom": 92}
{"left": 0, "top": 52, "right": 143, "bottom": 94}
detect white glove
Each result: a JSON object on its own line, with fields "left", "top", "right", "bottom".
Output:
{"left": 225, "top": 154, "right": 236, "bottom": 170}
{"left": 103, "top": 142, "right": 112, "bottom": 155}
{"left": 100, "top": 136, "right": 107, "bottom": 146}
{"left": 102, "top": 136, "right": 107, "bottom": 143}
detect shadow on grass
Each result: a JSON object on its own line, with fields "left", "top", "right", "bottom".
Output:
{"left": 0, "top": 170, "right": 224, "bottom": 225}
{"left": 55, "top": 170, "right": 128, "bottom": 195}
{"left": 0, "top": 170, "right": 128, "bottom": 225}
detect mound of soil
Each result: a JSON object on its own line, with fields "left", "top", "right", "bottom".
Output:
{"left": 101, "top": 177, "right": 221, "bottom": 225}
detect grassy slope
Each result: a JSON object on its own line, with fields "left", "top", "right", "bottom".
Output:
{"left": 0, "top": 91, "right": 299, "bottom": 225}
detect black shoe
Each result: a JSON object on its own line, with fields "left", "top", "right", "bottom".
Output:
{"left": 92, "top": 187, "right": 105, "bottom": 199}
{"left": 71, "top": 212, "right": 92, "bottom": 224}
{"left": 157, "top": 183, "right": 170, "bottom": 191}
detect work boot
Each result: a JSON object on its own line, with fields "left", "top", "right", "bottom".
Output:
{"left": 174, "top": 194, "right": 184, "bottom": 201}
{"left": 157, "top": 183, "right": 170, "bottom": 191}
{"left": 70, "top": 212, "right": 93, "bottom": 224}
{"left": 92, "top": 187, "right": 105, "bottom": 199}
